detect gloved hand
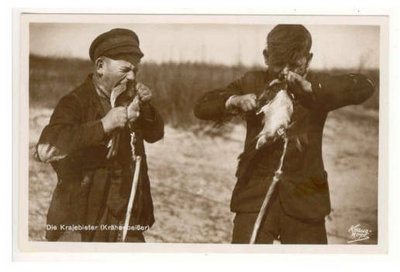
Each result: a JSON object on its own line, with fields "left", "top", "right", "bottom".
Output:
{"left": 225, "top": 93, "right": 257, "bottom": 112}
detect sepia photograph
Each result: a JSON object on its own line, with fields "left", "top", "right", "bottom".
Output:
{"left": 14, "top": 13, "right": 388, "bottom": 253}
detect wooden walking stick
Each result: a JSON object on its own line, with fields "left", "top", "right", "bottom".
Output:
{"left": 249, "top": 136, "right": 289, "bottom": 244}
{"left": 121, "top": 129, "right": 142, "bottom": 242}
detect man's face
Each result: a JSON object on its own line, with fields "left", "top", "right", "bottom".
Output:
{"left": 96, "top": 57, "right": 138, "bottom": 94}
{"left": 286, "top": 55, "right": 311, "bottom": 76}
{"left": 264, "top": 51, "right": 313, "bottom": 77}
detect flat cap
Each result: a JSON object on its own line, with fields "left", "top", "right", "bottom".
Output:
{"left": 89, "top": 28, "right": 144, "bottom": 65}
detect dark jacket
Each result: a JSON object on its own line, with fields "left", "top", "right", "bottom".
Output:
{"left": 194, "top": 70, "right": 374, "bottom": 221}
{"left": 36, "top": 75, "right": 164, "bottom": 241}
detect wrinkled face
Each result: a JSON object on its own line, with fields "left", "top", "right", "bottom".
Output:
{"left": 95, "top": 57, "right": 138, "bottom": 94}
{"left": 264, "top": 51, "right": 313, "bottom": 77}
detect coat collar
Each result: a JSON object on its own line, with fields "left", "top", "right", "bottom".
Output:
{"left": 83, "top": 74, "right": 108, "bottom": 118}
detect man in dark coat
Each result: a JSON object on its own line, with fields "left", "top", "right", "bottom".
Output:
{"left": 35, "top": 28, "right": 164, "bottom": 242}
{"left": 194, "top": 24, "right": 375, "bottom": 244}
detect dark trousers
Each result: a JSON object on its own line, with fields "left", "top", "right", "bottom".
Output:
{"left": 86, "top": 206, "right": 145, "bottom": 242}
{"left": 59, "top": 230, "right": 145, "bottom": 242}
{"left": 232, "top": 193, "right": 328, "bottom": 244}
{"left": 82, "top": 168, "right": 145, "bottom": 243}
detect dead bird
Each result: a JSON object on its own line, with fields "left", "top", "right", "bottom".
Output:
{"left": 255, "top": 78, "right": 294, "bottom": 150}
{"left": 107, "top": 81, "right": 139, "bottom": 159}
{"left": 254, "top": 70, "right": 310, "bottom": 152}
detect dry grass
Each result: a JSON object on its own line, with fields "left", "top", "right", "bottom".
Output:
{"left": 29, "top": 55, "right": 379, "bottom": 128}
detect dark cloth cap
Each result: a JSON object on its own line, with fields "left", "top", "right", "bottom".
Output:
{"left": 267, "top": 24, "right": 312, "bottom": 66}
{"left": 89, "top": 28, "right": 144, "bottom": 65}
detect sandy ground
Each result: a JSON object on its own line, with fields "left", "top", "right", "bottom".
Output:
{"left": 28, "top": 105, "right": 378, "bottom": 244}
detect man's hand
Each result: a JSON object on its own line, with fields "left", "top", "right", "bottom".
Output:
{"left": 225, "top": 94, "right": 257, "bottom": 112}
{"left": 136, "top": 82, "right": 152, "bottom": 102}
{"left": 285, "top": 71, "right": 312, "bottom": 96}
{"left": 127, "top": 96, "right": 140, "bottom": 122}
{"left": 101, "top": 106, "right": 128, "bottom": 134}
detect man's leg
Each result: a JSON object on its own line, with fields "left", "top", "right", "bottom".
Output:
{"left": 125, "top": 231, "right": 145, "bottom": 242}
{"left": 232, "top": 193, "right": 281, "bottom": 244}
{"left": 57, "top": 231, "right": 82, "bottom": 242}
{"left": 88, "top": 206, "right": 146, "bottom": 242}
{"left": 279, "top": 207, "right": 327, "bottom": 244}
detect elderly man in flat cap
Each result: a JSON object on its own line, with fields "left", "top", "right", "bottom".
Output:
{"left": 194, "top": 24, "right": 375, "bottom": 244}
{"left": 36, "top": 28, "right": 164, "bottom": 242}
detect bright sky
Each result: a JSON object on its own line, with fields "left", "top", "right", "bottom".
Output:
{"left": 30, "top": 23, "right": 380, "bottom": 69}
